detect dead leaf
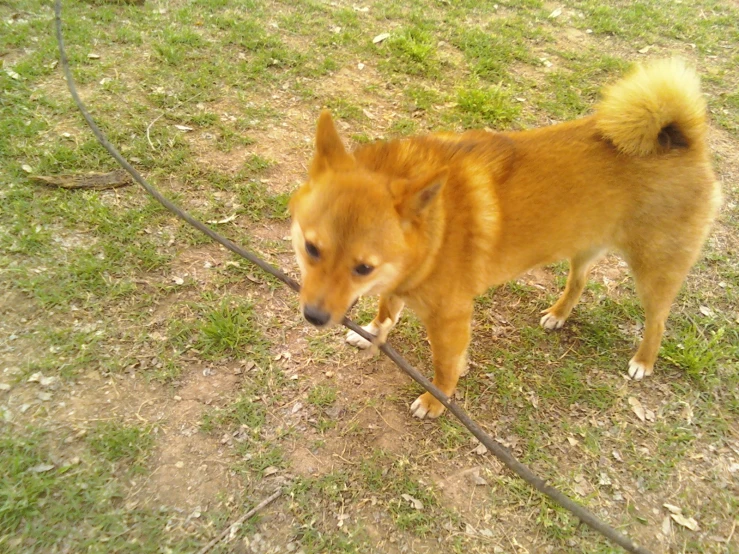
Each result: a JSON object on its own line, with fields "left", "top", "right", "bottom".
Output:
{"left": 28, "top": 463, "right": 55, "bottom": 473}
{"left": 638, "top": 45, "right": 651, "bottom": 54}
{"left": 263, "top": 466, "right": 279, "bottom": 476}
{"left": 373, "top": 32, "right": 390, "bottom": 44}
{"left": 628, "top": 397, "right": 646, "bottom": 422}
{"left": 699, "top": 305, "right": 714, "bottom": 317}
{"left": 472, "top": 443, "right": 487, "bottom": 456}
{"left": 174, "top": 124, "right": 194, "bottom": 132}
{"left": 661, "top": 515, "right": 672, "bottom": 536}
{"left": 573, "top": 474, "right": 590, "bottom": 497}
{"left": 663, "top": 503, "right": 682, "bottom": 514}
{"left": 206, "top": 214, "right": 237, "bottom": 225}
{"left": 39, "top": 376, "right": 59, "bottom": 388}
{"left": 670, "top": 513, "right": 699, "bottom": 531}
{"left": 401, "top": 494, "right": 423, "bottom": 511}
{"left": 465, "top": 469, "right": 488, "bottom": 486}
{"left": 548, "top": 7, "right": 562, "bottom": 18}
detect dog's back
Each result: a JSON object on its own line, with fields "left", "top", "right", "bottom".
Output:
{"left": 350, "top": 60, "right": 719, "bottom": 285}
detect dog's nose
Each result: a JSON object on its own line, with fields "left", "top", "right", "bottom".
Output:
{"left": 303, "top": 305, "right": 331, "bottom": 327}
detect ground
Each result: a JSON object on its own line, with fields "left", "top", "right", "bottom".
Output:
{"left": 1, "top": 1, "right": 738, "bottom": 553}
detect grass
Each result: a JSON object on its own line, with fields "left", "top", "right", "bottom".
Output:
{"left": 200, "top": 394, "right": 267, "bottom": 433}
{"left": 1, "top": 0, "right": 737, "bottom": 552}
{"left": 0, "top": 426, "right": 212, "bottom": 552}
{"left": 453, "top": 83, "right": 521, "bottom": 128}
{"left": 86, "top": 421, "right": 154, "bottom": 471}
{"left": 168, "top": 296, "right": 272, "bottom": 363}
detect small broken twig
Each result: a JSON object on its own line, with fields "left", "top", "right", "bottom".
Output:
{"left": 146, "top": 113, "right": 164, "bottom": 150}
{"left": 30, "top": 169, "right": 132, "bottom": 190}
{"left": 197, "top": 489, "right": 282, "bottom": 554}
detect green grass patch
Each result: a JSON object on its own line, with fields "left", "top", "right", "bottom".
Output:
{"left": 308, "top": 385, "right": 338, "bottom": 408}
{"left": 382, "top": 27, "right": 439, "bottom": 77}
{"left": 86, "top": 421, "right": 153, "bottom": 470}
{"left": 452, "top": 83, "right": 521, "bottom": 129}
{"left": 0, "top": 427, "right": 207, "bottom": 551}
{"left": 201, "top": 395, "right": 267, "bottom": 433}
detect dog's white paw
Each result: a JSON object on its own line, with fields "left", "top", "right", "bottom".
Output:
{"left": 627, "top": 358, "right": 653, "bottom": 380}
{"left": 346, "top": 323, "right": 378, "bottom": 350}
{"left": 540, "top": 311, "right": 566, "bottom": 330}
{"left": 410, "top": 393, "right": 445, "bottom": 419}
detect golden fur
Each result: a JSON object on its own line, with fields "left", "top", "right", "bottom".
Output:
{"left": 289, "top": 58, "right": 721, "bottom": 419}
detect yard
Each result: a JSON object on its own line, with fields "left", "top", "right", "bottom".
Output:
{"left": 1, "top": 0, "right": 738, "bottom": 552}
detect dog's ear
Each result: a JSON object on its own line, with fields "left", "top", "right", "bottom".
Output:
{"left": 392, "top": 167, "right": 448, "bottom": 222}
{"left": 310, "top": 110, "right": 354, "bottom": 176}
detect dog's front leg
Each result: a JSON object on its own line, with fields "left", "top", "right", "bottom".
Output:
{"left": 410, "top": 304, "right": 472, "bottom": 419}
{"left": 346, "top": 294, "right": 405, "bottom": 349}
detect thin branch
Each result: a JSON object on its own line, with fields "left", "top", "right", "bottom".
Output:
{"left": 146, "top": 113, "right": 164, "bottom": 151}
{"left": 197, "top": 489, "right": 282, "bottom": 554}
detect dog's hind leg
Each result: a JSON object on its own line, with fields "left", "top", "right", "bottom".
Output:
{"left": 541, "top": 247, "right": 604, "bottom": 330}
{"left": 627, "top": 260, "right": 691, "bottom": 380}
{"left": 346, "top": 294, "right": 404, "bottom": 349}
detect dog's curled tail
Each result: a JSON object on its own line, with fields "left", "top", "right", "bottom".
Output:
{"left": 596, "top": 58, "right": 706, "bottom": 156}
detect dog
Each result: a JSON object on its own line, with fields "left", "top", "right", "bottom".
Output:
{"left": 289, "top": 58, "right": 721, "bottom": 419}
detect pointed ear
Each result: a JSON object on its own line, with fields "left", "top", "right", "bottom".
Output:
{"left": 392, "top": 167, "right": 448, "bottom": 221}
{"left": 310, "top": 110, "right": 354, "bottom": 176}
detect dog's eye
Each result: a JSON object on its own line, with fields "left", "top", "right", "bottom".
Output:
{"left": 305, "top": 241, "right": 320, "bottom": 259}
{"left": 353, "top": 263, "right": 374, "bottom": 276}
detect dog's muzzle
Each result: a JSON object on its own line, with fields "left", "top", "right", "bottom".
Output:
{"left": 303, "top": 305, "right": 331, "bottom": 327}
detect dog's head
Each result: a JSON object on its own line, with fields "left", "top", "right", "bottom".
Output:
{"left": 289, "top": 110, "right": 447, "bottom": 327}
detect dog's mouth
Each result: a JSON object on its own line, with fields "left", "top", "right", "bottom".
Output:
{"left": 302, "top": 298, "right": 358, "bottom": 328}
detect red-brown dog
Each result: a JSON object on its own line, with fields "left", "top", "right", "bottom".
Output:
{"left": 289, "top": 59, "right": 720, "bottom": 419}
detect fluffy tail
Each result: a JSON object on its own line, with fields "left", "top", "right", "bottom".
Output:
{"left": 595, "top": 58, "right": 706, "bottom": 156}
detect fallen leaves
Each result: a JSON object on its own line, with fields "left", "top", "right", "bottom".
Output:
{"left": 206, "top": 214, "right": 237, "bottom": 225}
{"left": 663, "top": 503, "right": 700, "bottom": 531}
{"left": 28, "top": 463, "right": 55, "bottom": 473}
{"left": 372, "top": 32, "right": 390, "bottom": 44}
{"left": 628, "top": 396, "right": 655, "bottom": 422}
{"left": 400, "top": 493, "right": 423, "bottom": 511}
